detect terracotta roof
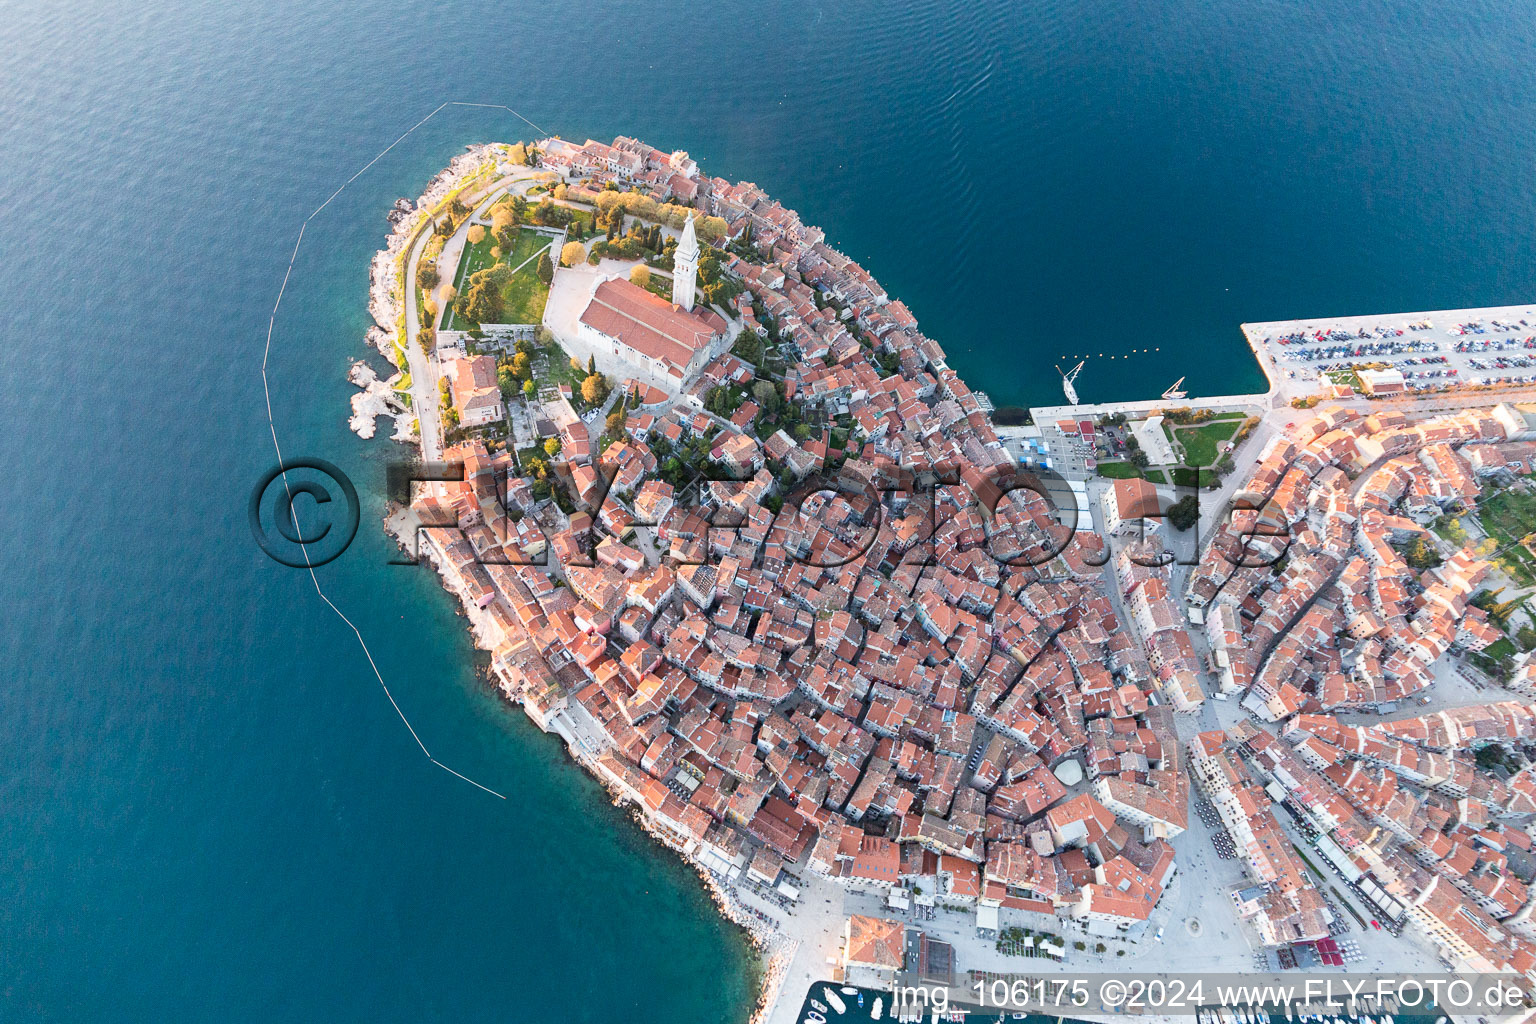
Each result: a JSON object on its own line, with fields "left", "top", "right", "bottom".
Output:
{"left": 844, "top": 914, "right": 904, "bottom": 970}
{"left": 579, "top": 278, "right": 724, "bottom": 377}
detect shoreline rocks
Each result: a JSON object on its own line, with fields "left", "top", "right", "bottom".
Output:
{"left": 346, "top": 360, "right": 411, "bottom": 440}
{"left": 362, "top": 142, "right": 800, "bottom": 1024}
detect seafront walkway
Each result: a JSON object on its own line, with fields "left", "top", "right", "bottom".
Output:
{"left": 402, "top": 168, "right": 546, "bottom": 463}
{"left": 1029, "top": 390, "right": 1276, "bottom": 426}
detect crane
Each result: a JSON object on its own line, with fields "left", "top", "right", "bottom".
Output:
{"left": 1162, "top": 376, "right": 1187, "bottom": 401}
{"left": 1057, "top": 361, "right": 1084, "bottom": 406}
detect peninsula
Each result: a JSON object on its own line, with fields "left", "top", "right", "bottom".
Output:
{"left": 358, "top": 135, "right": 1536, "bottom": 1023}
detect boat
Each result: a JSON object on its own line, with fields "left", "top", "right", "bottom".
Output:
{"left": 1057, "top": 361, "right": 1084, "bottom": 405}
{"left": 824, "top": 988, "right": 847, "bottom": 1014}
{"left": 871, "top": 995, "right": 883, "bottom": 1020}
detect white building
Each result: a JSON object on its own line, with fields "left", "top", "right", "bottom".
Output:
{"left": 672, "top": 214, "right": 699, "bottom": 311}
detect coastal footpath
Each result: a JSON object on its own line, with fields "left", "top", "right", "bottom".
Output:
{"left": 359, "top": 135, "right": 1536, "bottom": 1024}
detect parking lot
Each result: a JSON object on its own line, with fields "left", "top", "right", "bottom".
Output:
{"left": 1245, "top": 304, "right": 1536, "bottom": 393}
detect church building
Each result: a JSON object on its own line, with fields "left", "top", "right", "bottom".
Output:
{"left": 575, "top": 216, "right": 729, "bottom": 391}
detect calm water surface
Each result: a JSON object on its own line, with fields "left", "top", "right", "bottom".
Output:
{"left": 1, "top": 0, "right": 1534, "bottom": 1020}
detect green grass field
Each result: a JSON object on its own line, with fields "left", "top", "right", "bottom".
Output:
{"left": 1473, "top": 486, "right": 1536, "bottom": 584}
{"left": 1097, "top": 461, "right": 1143, "bottom": 479}
{"left": 444, "top": 227, "right": 553, "bottom": 330}
{"left": 528, "top": 343, "right": 592, "bottom": 402}
{"left": 1171, "top": 466, "right": 1220, "bottom": 489}
{"left": 1166, "top": 417, "right": 1243, "bottom": 467}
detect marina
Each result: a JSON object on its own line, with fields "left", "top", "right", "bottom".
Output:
{"left": 795, "top": 984, "right": 1445, "bottom": 1024}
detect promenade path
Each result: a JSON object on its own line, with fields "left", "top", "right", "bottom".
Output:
{"left": 402, "top": 168, "right": 545, "bottom": 464}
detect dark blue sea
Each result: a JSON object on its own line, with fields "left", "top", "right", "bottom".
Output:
{"left": 1, "top": 0, "right": 1533, "bottom": 1021}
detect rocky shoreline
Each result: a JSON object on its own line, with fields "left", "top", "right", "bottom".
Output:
{"left": 350, "top": 143, "right": 512, "bottom": 440}
{"left": 362, "top": 145, "right": 804, "bottom": 1024}
{"left": 380, "top": 502, "right": 790, "bottom": 1024}
{"left": 346, "top": 361, "right": 412, "bottom": 441}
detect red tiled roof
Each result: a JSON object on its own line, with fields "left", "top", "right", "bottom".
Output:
{"left": 579, "top": 278, "right": 724, "bottom": 377}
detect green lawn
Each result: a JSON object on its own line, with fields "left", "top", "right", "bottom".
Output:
{"left": 1325, "top": 368, "right": 1363, "bottom": 391}
{"left": 1097, "top": 461, "right": 1143, "bottom": 479}
{"left": 1473, "top": 487, "right": 1536, "bottom": 585}
{"left": 1477, "top": 488, "right": 1536, "bottom": 547}
{"left": 444, "top": 227, "right": 553, "bottom": 330}
{"left": 529, "top": 343, "right": 592, "bottom": 402}
{"left": 1144, "top": 469, "right": 1168, "bottom": 484}
{"left": 1171, "top": 466, "right": 1220, "bottom": 489}
{"left": 1484, "top": 637, "right": 1517, "bottom": 660}
{"left": 1166, "top": 418, "right": 1244, "bottom": 467}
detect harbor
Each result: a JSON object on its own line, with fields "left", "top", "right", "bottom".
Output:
{"left": 793, "top": 982, "right": 1453, "bottom": 1024}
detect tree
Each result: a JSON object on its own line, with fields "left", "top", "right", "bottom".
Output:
{"left": 606, "top": 410, "right": 625, "bottom": 435}
{"left": 416, "top": 263, "right": 439, "bottom": 292}
{"left": 537, "top": 250, "right": 554, "bottom": 284}
{"left": 467, "top": 224, "right": 486, "bottom": 245}
{"left": 498, "top": 367, "right": 516, "bottom": 396}
{"left": 456, "top": 266, "right": 505, "bottom": 325}
{"left": 732, "top": 332, "right": 763, "bottom": 364}
{"left": 560, "top": 241, "right": 585, "bottom": 267}
{"left": 1488, "top": 598, "right": 1521, "bottom": 628}
{"left": 1403, "top": 536, "right": 1442, "bottom": 569}
{"left": 587, "top": 355, "right": 596, "bottom": 375}
{"left": 706, "top": 386, "right": 733, "bottom": 416}
{"left": 511, "top": 351, "right": 532, "bottom": 379}
{"left": 507, "top": 143, "right": 528, "bottom": 165}
{"left": 1517, "top": 624, "right": 1536, "bottom": 652}
{"left": 581, "top": 373, "right": 609, "bottom": 405}
{"left": 629, "top": 264, "right": 651, "bottom": 289}
{"left": 1167, "top": 495, "right": 1200, "bottom": 532}
{"left": 522, "top": 379, "right": 537, "bottom": 399}
{"left": 752, "top": 380, "right": 781, "bottom": 414}
{"left": 491, "top": 208, "right": 520, "bottom": 252}
{"left": 544, "top": 437, "right": 561, "bottom": 457}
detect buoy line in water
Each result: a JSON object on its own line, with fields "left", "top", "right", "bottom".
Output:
{"left": 258, "top": 101, "right": 555, "bottom": 801}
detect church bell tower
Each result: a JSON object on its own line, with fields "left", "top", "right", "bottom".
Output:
{"left": 672, "top": 215, "right": 699, "bottom": 312}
